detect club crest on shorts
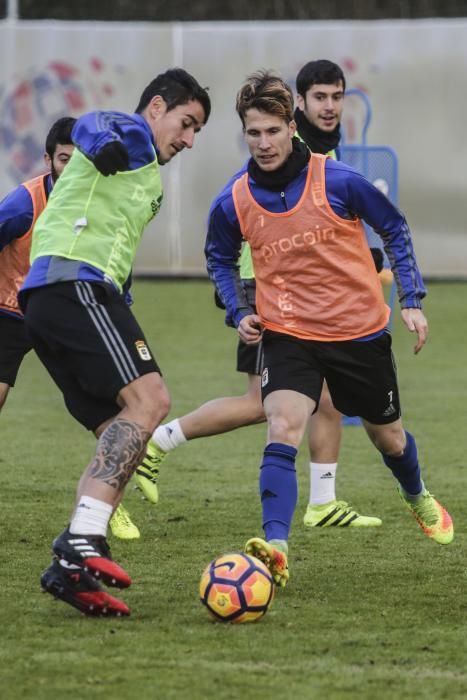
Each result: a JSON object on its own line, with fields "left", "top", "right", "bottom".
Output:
{"left": 135, "top": 340, "right": 151, "bottom": 361}
{"left": 261, "top": 367, "right": 269, "bottom": 388}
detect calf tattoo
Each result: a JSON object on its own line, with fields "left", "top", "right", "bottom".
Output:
{"left": 89, "top": 418, "right": 151, "bottom": 490}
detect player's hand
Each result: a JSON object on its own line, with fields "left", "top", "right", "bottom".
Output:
{"left": 401, "top": 308, "right": 428, "bottom": 354}
{"left": 94, "top": 141, "right": 129, "bottom": 176}
{"left": 238, "top": 314, "right": 263, "bottom": 345}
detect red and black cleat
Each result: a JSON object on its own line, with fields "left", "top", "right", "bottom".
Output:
{"left": 41, "top": 560, "right": 130, "bottom": 617}
{"left": 52, "top": 528, "right": 131, "bottom": 589}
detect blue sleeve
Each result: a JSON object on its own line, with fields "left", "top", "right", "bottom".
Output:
{"left": 122, "top": 271, "right": 133, "bottom": 306}
{"left": 0, "top": 185, "right": 34, "bottom": 252}
{"left": 205, "top": 190, "right": 253, "bottom": 328}
{"left": 72, "top": 111, "right": 156, "bottom": 171}
{"left": 325, "top": 160, "right": 426, "bottom": 308}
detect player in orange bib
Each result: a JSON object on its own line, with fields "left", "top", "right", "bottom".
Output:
{"left": 0, "top": 117, "right": 142, "bottom": 543}
{"left": 205, "top": 70, "right": 453, "bottom": 586}
{"left": 142, "top": 61, "right": 383, "bottom": 530}
{"left": 0, "top": 118, "right": 75, "bottom": 413}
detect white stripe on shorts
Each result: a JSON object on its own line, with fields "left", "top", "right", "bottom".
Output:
{"left": 74, "top": 281, "right": 139, "bottom": 385}
{"left": 255, "top": 341, "right": 264, "bottom": 375}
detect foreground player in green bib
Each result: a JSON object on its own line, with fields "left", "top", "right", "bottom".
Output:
{"left": 20, "top": 68, "right": 211, "bottom": 617}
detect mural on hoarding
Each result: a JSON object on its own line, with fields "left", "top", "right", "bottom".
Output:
{"left": 0, "top": 58, "right": 125, "bottom": 186}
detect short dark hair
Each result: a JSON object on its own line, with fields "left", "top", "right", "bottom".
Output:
{"left": 135, "top": 68, "right": 211, "bottom": 123}
{"left": 296, "top": 59, "right": 346, "bottom": 98}
{"left": 45, "top": 117, "right": 76, "bottom": 158}
{"left": 236, "top": 69, "right": 294, "bottom": 128}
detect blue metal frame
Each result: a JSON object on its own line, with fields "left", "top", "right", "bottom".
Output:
{"left": 339, "top": 89, "right": 399, "bottom": 330}
{"left": 341, "top": 87, "right": 373, "bottom": 146}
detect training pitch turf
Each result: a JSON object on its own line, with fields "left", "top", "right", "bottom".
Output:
{"left": 1, "top": 280, "right": 466, "bottom": 699}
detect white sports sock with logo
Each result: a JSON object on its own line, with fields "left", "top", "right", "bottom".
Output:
{"left": 153, "top": 418, "right": 187, "bottom": 452}
{"left": 70, "top": 495, "right": 113, "bottom": 536}
{"left": 309, "top": 462, "right": 337, "bottom": 505}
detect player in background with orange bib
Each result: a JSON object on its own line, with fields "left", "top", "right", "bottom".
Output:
{"left": 0, "top": 117, "right": 142, "bottom": 542}
{"left": 205, "top": 70, "right": 453, "bottom": 586}
{"left": 0, "top": 118, "right": 75, "bottom": 411}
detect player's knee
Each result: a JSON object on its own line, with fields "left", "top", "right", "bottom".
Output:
{"left": 120, "top": 373, "right": 170, "bottom": 429}
{"left": 244, "top": 397, "right": 265, "bottom": 423}
{"left": 267, "top": 413, "right": 300, "bottom": 444}
{"left": 252, "top": 409, "right": 266, "bottom": 424}
{"left": 314, "top": 401, "right": 341, "bottom": 428}
{"left": 370, "top": 423, "right": 406, "bottom": 456}
{"left": 143, "top": 382, "right": 171, "bottom": 426}
{"left": 156, "top": 390, "right": 171, "bottom": 423}
{"left": 381, "top": 434, "right": 407, "bottom": 457}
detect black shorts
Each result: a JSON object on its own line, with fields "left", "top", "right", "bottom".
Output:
{"left": 236, "top": 339, "right": 264, "bottom": 375}
{"left": 260, "top": 329, "right": 401, "bottom": 425}
{"left": 0, "top": 314, "right": 32, "bottom": 386}
{"left": 235, "top": 280, "right": 264, "bottom": 375}
{"left": 22, "top": 281, "right": 160, "bottom": 431}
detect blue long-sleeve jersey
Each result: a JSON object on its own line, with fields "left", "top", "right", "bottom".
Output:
{"left": 205, "top": 158, "right": 426, "bottom": 329}
{"left": 71, "top": 111, "right": 158, "bottom": 170}
{"left": 20, "top": 111, "right": 156, "bottom": 297}
{"left": 0, "top": 174, "right": 53, "bottom": 252}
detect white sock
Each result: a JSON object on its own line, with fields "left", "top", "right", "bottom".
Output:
{"left": 70, "top": 495, "right": 113, "bottom": 536}
{"left": 309, "top": 462, "right": 337, "bottom": 506}
{"left": 153, "top": 419, "right": 187, "bottom": 452}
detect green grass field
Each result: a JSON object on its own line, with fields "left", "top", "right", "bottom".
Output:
{"left": 1, "top": 280, "right": 466, "bottom": 700}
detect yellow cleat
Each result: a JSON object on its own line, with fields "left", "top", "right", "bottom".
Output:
{"left": 398, "top": 487, "right": 453, "bottom": 545}
{"left": 244, "top": 537, "right": 289, "bottom": 588}
{"left": 303, "top": 500, "right": 382, "bottom": 528}
{"left": 134, "top": 440, "right": 167, "bottom": 504}
{"left": 109, "top": 504, "right": 140, "bottom": 541}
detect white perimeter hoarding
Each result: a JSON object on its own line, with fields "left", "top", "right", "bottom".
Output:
{"left": 0, "top": 19, "right": 466, "bottom": 278}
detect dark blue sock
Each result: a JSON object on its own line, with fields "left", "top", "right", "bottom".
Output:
{"left": 382, "top": 431, "right": 423, "bottom": 496}
{"left": 259, "top": 442, "right": 298, "bottom": 542}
